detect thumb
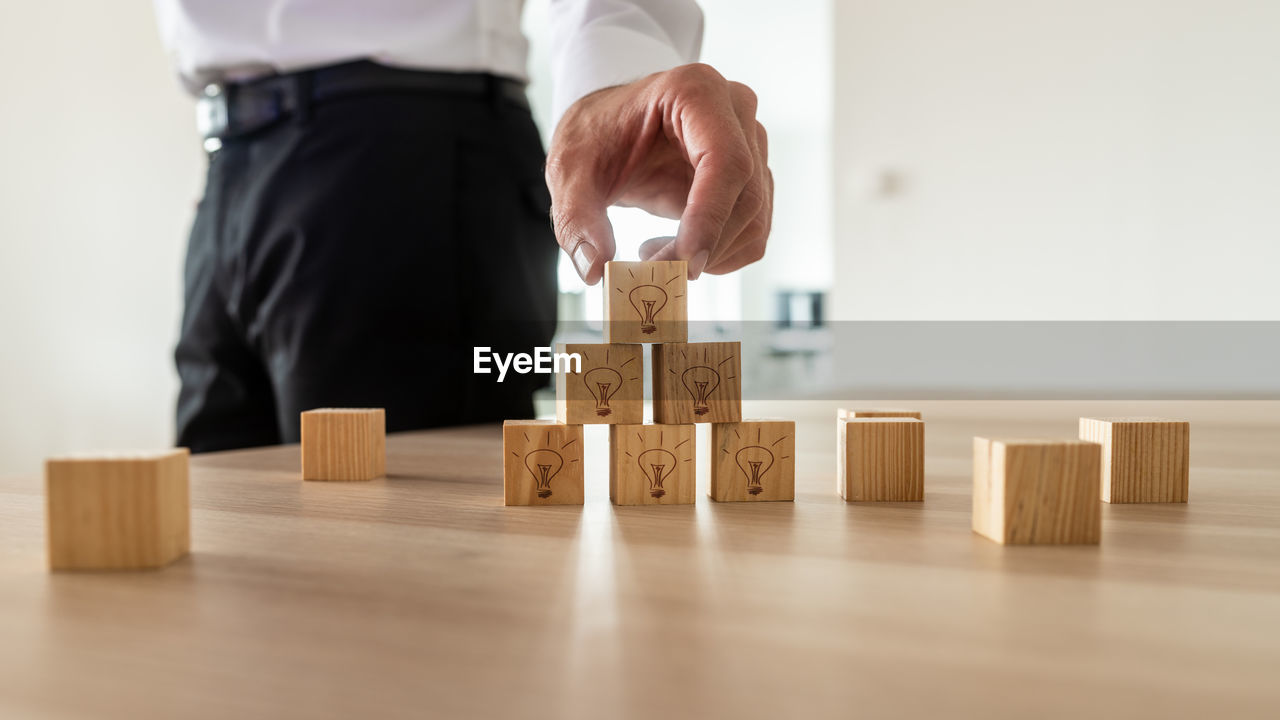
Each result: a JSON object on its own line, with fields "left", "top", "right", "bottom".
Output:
{"left": 639, "top": 235, "right": 677, "bottom": 261}
{"left": 547, "top": 177, "right": 616, "bottom": 287}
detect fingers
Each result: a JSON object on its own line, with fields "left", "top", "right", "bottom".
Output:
{"left": 546, "top": 148, "right": 616, "bottom": 286}
{"left": 704, "top": 124, "right": 772, "bottom": 275}
{"left": 647, "top": 87, "right": 772, "bottom": 276}
{"left": 669, "top": 66, "right": 755, "bottom": 280}
{"left": 755, "top": 162, "right": 773, "bottom": 251}
{"left": 548, "top": 64, "right": 772, "bottom": 285}
{"left": 638, "top": 235, "right": 676, "bottom": 261}
{"left": 670, "top": 71, "right": 772, "bottom": 279}
{"left": 705, "top": 85, "right": 769, "bottom": 270}
{"left": 703, "top": 193, "right": 770, "bottom": 275}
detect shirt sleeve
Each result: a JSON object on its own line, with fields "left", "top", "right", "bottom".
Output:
{"left": 547, "top": 0, "right": 704, "bottom": 127}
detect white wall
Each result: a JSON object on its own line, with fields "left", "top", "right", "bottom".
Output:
{"left": 0, "top": 3, "right": 202, "bottom": 476}
{"left": 700, "top": 0, "right": 833, "bottom": 321}
{"left": 833, "top": 0, "right": 1280, "bottom": 320}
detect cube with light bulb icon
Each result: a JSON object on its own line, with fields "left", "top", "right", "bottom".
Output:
{"left": 710, "top": 420, "right": 796, "bottom": 502}
{"left": 609, "top": 424, "right": 696, "bottom": 505}
{"left": 502, "top": 420, "right": 584, "bottom": 506}
{"left": 652, "top": 342, "right": 742, "bottom": 424}
{"left": 603, "top": 260, "right": 688, "bottom": 344}
{"left": 554, "top": 343, "right": 643, "bottom": 425}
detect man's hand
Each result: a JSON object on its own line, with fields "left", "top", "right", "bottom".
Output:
{"left": 546, "top": 63, "right": 773, "bottom": 285}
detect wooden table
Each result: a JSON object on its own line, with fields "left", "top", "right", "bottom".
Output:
{"left": 2, "top": 401, "right": 1278, "bottom": 719}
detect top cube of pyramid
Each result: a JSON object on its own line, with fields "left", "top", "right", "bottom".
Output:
{"left": 604, "top": 261, "right": 688, "bottom": 343}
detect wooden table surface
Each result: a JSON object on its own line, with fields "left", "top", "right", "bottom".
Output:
{"left": 2, "top": 401, "right": 1278, "bottom": 719}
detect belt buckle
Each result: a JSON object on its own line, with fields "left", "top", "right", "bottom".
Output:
{"left": 196, "top": 83, "right": 229, "bottom": 148}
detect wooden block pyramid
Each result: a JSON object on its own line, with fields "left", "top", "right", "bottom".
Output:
{"left": 505, "top": 259, "right": 796, "bottom": 506}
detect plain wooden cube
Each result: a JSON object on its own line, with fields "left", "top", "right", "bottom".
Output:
{"left": 301, "top": 408, "right": 386, "bottom": 481}
{"left": 503, "top": 421, "right": 584, "bottom": 506}
{"left": 652, "top": 342, "right": 742, "bottom": 424}
{"left": 554, "top": 343, "right": 644, "bottom": 425}
{"left": 837, "top": 408, "right": 923, "bottom": 420}
{"left": 604, "top": 261, "right": 688, "bottom": 343}
{"left": 45, "top": 449, "right": 190, "bottom": 571}
{"left": 838, "top": 418, "right": 925, "bottom": 501}
{"left": 972, "top": 437, "right": 1102, "bottom": 545}
{"left": 1079, "top": 417, "right": 1190, "bottom": 503}
{"left": 710, "top": 420, "right": 796, "bottom": 502}
{"left": 835, "top": 409, "right": 923, "bottom": 494}
{"left": 609, "top": 424, "right": 696, "bottom": 505}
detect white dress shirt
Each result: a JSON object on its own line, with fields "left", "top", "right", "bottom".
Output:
{"left": 153, "top": 0, "right": 703, "bottom": 125}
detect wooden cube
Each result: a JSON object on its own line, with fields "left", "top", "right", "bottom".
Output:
{"left": 301, "top": 408, "right": 386, "bottom": 481}
{"left": 837, "top": 408, "right": 923, "bottom": 420}
{"left": 972, "top": 437, "right": 1102, "bottom": 545}
{"left": 710, "top": 420, "right": 796, "bottom": 502}
{"left": 45, "top": 449, "right": 190, "bottom": 570}
{"left": 554, "top": 343, "right": 644, "bottom": 425}
{"left": 838, "top": 418, "right": 925, "bottom": 501}
{"left": 609, "top": 424, "right": 696, "bottom": 505}
{"left": 604, "top": 261, "right": 688, "bottom": 343}
{"left": 836, "top": 409, "right": 922, "bottom": 494}
{"left": 1079, "top": 417, "right": 1189, "bottom": 503}
{"left": 503, "top": 421, "right": 584, "bottom": 506}
{"left": 652, "top": 342, "right": 742, "bottom": 424}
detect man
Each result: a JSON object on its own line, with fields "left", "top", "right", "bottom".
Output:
{"left": 155, "top": 0, "right": 773, "bottom": 452}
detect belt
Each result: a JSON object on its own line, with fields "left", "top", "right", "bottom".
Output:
{"left": 196, "top": 60, "right": 529, "bottom": 143}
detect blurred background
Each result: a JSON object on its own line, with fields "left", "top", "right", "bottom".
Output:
{"left": 1, "top": 0, "right": 1277, "bottom": 475}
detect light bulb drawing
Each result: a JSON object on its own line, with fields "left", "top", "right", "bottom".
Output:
{"left": 735, "top": 446, "right": 775, "bottom": 496}
{"left": 583, "top": 367, "right": 623, "bottom": 417}
{"left": 719, "top": 425, "right": 792, "bottom": 501}
{"left": 524, "top": 448, "right": 564, "bottom": 499}
{"left": 681, "top": 366, "right": 721, "bottom": 416}
{"left": 636, "top": 448, "right": 677, "bottom": 499}
{"left": 628, "top": 284, "right": 668, "bottom": 335}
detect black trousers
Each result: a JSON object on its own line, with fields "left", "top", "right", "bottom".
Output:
{"left": 175, "top": 80, "right": 558, "bottom": 452}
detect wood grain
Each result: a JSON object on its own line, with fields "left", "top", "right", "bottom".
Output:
{"left": 839, "top": 418, "right": 925, "bottom": 501}
{"left": 609, "top": 423, "right": 696, "bottom": 505}
{"left": 2, "top": 401, "right": 1278, "bottom": 719}
{"left": 603, "top": 260, "right": 688, "bottom": 343}
{"left": 710, "top": 420, "right": 796, "bottom": 502}
{"left": 554, "top": 343, "right": 643, "bottom": 425}
{"left": 836, "top": 408, "right": 923, "bottom": 494}
{"left": 300, "top": 408, "right": 386, "bottom": 481}
{"left": 651, "top": 342, "right": 743, "bottom": 424}
{"left": 1079, "top": 417, "right": 1190, "bottom": 503}
{"left": 502, "top": 420, "right": 584, "bottom": 506}
{"left": 973, "top": 438, "right": 1101, "bottom": 545}
{"left": 45, "top": 449, "right": 190, "bottom": 570}
{"left": 837, "top": 408, "right": 924, "bottom": 420}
